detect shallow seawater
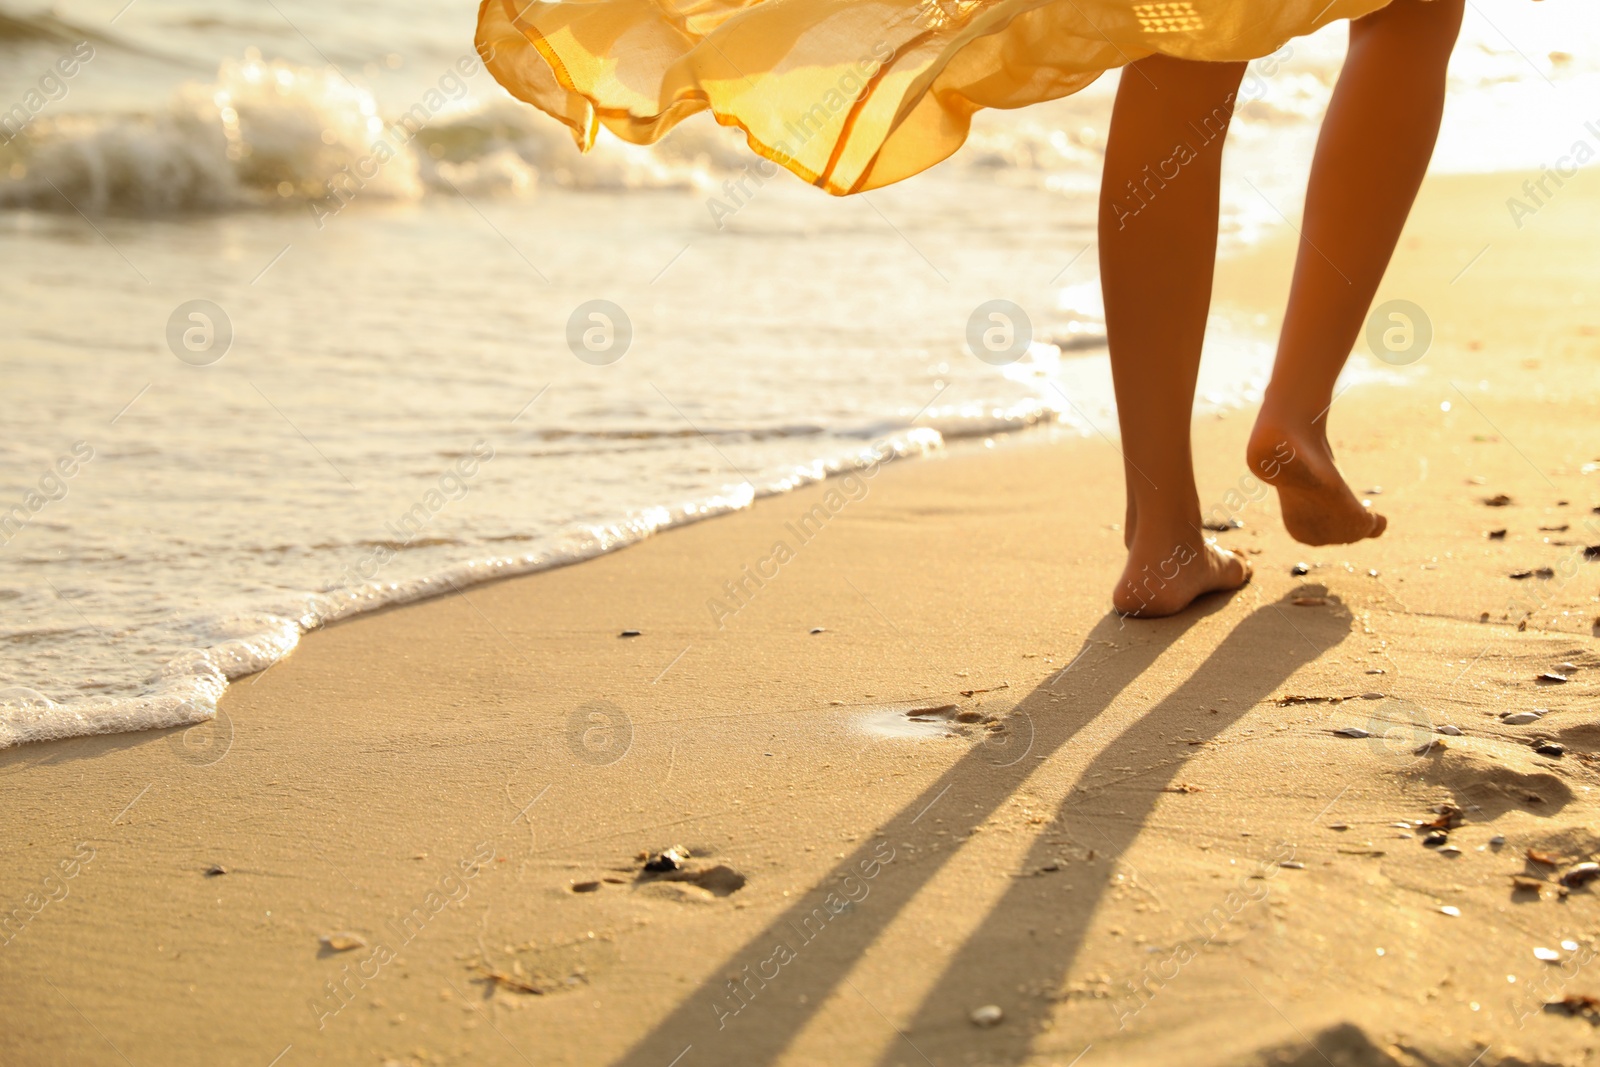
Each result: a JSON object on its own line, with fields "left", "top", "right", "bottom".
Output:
{"left": 1, "top": 0, "right": 1595, "bottom": 745}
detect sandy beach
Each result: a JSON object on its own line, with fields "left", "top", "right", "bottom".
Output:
{"left": 4, "top": 167, "right": 1600, "bottom": 1067}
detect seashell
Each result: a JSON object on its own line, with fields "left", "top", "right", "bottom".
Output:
{"left": 644, "top": 846, "right": 691, "bottom": 872}
{"left": 1561, "top": 862, "right": 1600, "bottom": 888}
{"left": 1332, "top": 727, "right": 1370, "bottom": 738}
{"left": 319, "top": 933, "right": 366, "bottom": 952}
{"left": 970, "top": 1005, "right": 1004, "bottom": 1028}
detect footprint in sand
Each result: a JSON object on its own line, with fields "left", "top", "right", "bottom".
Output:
{"left": 1404, "top": 732, "right": 1573, "bottom": 817}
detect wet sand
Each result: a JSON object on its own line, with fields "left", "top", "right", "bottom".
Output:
{"left": 3, "top": 169, "right": 1600, "bottom": 1067}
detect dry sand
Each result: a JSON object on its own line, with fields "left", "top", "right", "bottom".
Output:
{"left": 3, "top": 169, "right": 1600, "bottom": 1067}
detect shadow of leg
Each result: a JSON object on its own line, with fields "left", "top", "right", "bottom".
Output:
{"left": 873, "top": 597, "right": 1353, "bottom": 1065}
{"left": 609, "top": 606, "right": 1230, "bottom": 1067}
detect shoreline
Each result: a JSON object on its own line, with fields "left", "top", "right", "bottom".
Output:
{"left": 0, "top": 210, "right": 1369, "bottom": 751}
{"left": 3, "top": 168, "right": 1600, "bottom": 1067}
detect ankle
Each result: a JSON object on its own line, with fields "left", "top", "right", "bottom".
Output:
{"left": 1247, "top": 413, "right": 1326, "bottom": 479}
{"left": 1254, "top": 389, "right": 1332, "bottom": 437}
{"left": 1126, "top": 518, "right": 1205, "bottom": 562}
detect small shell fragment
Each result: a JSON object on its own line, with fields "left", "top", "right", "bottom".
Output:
{"left": 1538, "top": 672, "right": 1569, "bottom": 684}
{"left": 1535, "top": 947, "right": 1561, "bottom": 962}
{"left": 644, "top": 846, "right": 692, "bottom": 872}
{"left": 1332, "top": 727, "right": 1371, "bottom": 738}
{"left": 319, "top": 933, "right": 366, "bottom": 952}
{"left": 1278, "top": 861, "right": 1306, "bottom": 870}
{"left": 970, "top": 1005, "right": 1004, "bottom": 1028}
{"left": 1501, "top": 712, "right": 1544, "bottom": 725}
{"left": 1439, "top": 905, "right": 1461, "bottom": 917}
{"left": 1436, "top": 845, "right": 1463, "bottom": 857}
{"left": 1560, "top": 862, "right": 1600, "bottom": 888}
{"left": 1436, "top": 725, "right": 1463, "bottom": 736}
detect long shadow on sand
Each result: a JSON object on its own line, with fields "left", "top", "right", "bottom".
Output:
{"left": 610, "top": 595, "right": 1351, "bottom": 1066}
{"left": 871, "top": 597, "right": 1353, "bottom": 1065}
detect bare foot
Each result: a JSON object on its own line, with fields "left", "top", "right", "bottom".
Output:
{"left": 1247, "top": 420, "right": 1386, "bottom": 546}
{"left": 1112, "top": 532, "right": 1253, "bottom": 618}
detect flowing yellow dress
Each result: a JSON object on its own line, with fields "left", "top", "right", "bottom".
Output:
{"left": 475, "top": 0, "right": 1393, "bottom": 195}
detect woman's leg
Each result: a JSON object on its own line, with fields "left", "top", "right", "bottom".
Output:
{"left": 1248, "top": 0, "right": 1465, "bottom": 544}
{"left": 1100, "top": 54, "right": 1251, "bottom": 617}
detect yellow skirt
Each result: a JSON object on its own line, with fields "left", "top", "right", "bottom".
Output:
{"left": 475, "top": 0, "right": 1391, "bottom": 195}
